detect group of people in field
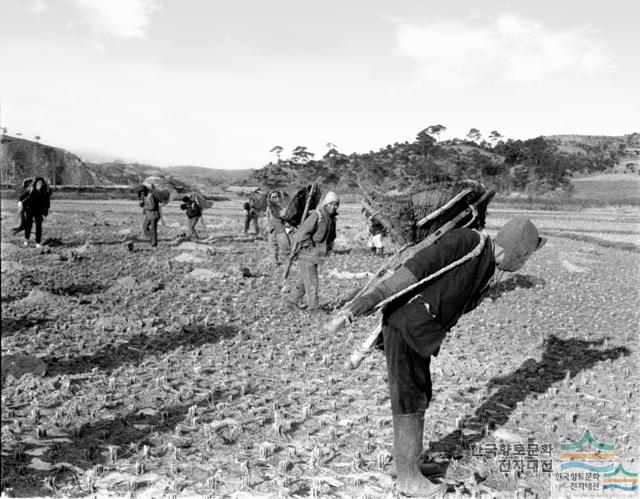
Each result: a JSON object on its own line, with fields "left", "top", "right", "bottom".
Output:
{"left": 10, "top": 176, "right": 383, "bottom": 317}
{"left": 10, "top": 175, "right": 546, "bottom": 498}
{"left": 134, "top": 183, "right": 205, "bottom": 247}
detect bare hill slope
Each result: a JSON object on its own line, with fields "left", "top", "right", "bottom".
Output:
{"left": 1, "top": 135, "right": 99, "bottom": 187}
{"left": 163, "top": 165, "right": 253, "bottom": 193}
{"left": 1, "top": 136, "right": 250, "bottom": 196}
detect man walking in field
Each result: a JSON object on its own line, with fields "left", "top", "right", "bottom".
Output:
{"left": 337, "top": 218, "right": 545, "bottom": 497}
{"left": 266, "top": 190, "right": 291, "bottom": 265}
{"left": 138, "top": 184, "right": 161, "bottom": 247}
{"left": 287, "top": 191, "right": 339, "bottom": 312}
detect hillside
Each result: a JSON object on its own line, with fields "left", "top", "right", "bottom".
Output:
{"left": 548, "top": 133, "right": 640, "bottom": 174}
{"left": 3, "top": 132, "right": 638, "bottom": 201}
{"left": 0, "top": 136, "right": 250, "bottom": 197}
{"left": 548, "top": 133, "right": 640, "bottom": 151}
{"left": 85, "top": 162, "right": 170, "bottom": 186}
{"left": 1, "top": 135, "right": 99, "bottom": 187}
{"left": 87, "top": 163, "right": 251, "bottom": 196}
{"left": 249, "top": 132, "right": 640, "bottom": 196}
{"left": 571, "top": 173, "right": 640, "bottom": 202}
{"left": 163, "top": 166, "right": 252, "bottom": 194}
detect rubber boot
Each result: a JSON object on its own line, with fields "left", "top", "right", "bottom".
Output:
{"left": 393, "top": 413, "right": 445, "bottom": 497}
{"left": 377, "top": 247, "right": 385, "bottom": 257}
{"left": 390, "top": 415, "right": 443, "bottom": 477}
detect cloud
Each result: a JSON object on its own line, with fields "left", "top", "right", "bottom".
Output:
{"left": 26, "top": 0, "right": 50, "bottom": 15}
{"left": 67, "top": 0, "right": 160, "bottom": 39}
{"left": 393, "top": 13, "right": 612, "bottom": 87}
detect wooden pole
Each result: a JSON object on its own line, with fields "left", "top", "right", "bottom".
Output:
{"left": 300, "top": 181, "right": 317, "bottom": 224}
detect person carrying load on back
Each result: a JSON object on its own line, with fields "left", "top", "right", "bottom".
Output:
{"left": 180, "top": 195, "right": 203, "bottom": 239}
{"left": 332, "top": 218, "right": 545, "bottom": 497}
{"left": 243, "top": 202, "right": 261, "bottom": 235}
{"left": 137, "top": 184, "right": 161, "bottom": 248}
{"left": 286, "top": 191, "right": 339, "bottom": 313}
{"left": 13, "top": 177, "right": 34, "bottom": 235}
{"left": 363, "top": 208, "right": 387, "bottom": 257}
{"left": 17, "top": 176, "right": 51, "bottom": 248}
{"left": 266, "top": 190, "right": 290, "bottom": 265}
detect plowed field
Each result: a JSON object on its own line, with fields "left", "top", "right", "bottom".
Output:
{"left": 2, "top": 199, "right": 639, "bottom": 498}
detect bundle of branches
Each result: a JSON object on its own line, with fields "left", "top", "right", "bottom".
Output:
{"left": 189, "top": 191, "right": 213, "bottom": 210}
{"left": 361, "top": 180, "right": 490, "bottom": 248}
{"left": 282, "top": 184, "right": 322, "bottom": 228}
{"left": 141, "top": 176, "right": 177, "bottom": 205}
{"left": 332, "top": 180, "right": 496, "bottom": 367}
{"left": 248, "top": 190, "right": 268, "bottom": 214}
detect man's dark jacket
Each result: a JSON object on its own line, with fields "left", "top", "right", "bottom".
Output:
{"left": 294, "top": 206, "right": 337, "bottom": 258}
{"left": 383, "top": 228, "right": 495, "bottom": 357}
{"left": 141, "top": 192, "right": 161, "bottom": 220}
{"left": 181, "top": 200, "right": 201, "bottom": 219}
{"left": 19, "top": 178, "right": 50, "bottom": 216}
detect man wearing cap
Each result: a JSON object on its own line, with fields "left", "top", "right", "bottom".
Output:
{"left": 287, "top": 191, "right": 340, "bottom": 312}
{"left": 266, "top": 190, "right": 291, "bottom": 265}
{"left": 343, "top": 217, "right": 545, "bottom": 497}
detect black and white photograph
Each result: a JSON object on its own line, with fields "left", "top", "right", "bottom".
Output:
{"left": 1, "top": 1, "right": 638, "bottom": 497}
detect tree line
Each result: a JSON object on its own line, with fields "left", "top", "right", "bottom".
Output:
{"left": 250, "top": 125, "right": 626, "bottom": 194}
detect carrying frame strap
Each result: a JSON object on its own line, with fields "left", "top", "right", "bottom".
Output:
{"left": 373, "top": 231, "right": 489, "bottom": 312}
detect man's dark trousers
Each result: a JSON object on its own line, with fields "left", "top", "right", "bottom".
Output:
{"left": 24, "top": 212, "right": 44, "bottom": 243}
{"left": 187, "top": 217, "right": 200, "bottom": 239}
{"left": 142, "top": 217, "right": 158, "bottom": 247}
{"left": 383, "top": 324, "right": 433, "bottom": 415}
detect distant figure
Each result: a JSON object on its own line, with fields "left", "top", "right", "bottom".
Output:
{"left": 180, "top": 195, "right": 202, "bottom": 239}
{"left": 12, "top": 177, "right": 35, "bottom": 234}
{"left": 266, "top": 190, "right": 291, "bottom": 265}
{"left": 243, "top": 202, "right": 260, "bottom": 235}
{"left": 17, "top": 177, "right": 51, "bottom": 249}
{"left": 137, "top": 184, "right": 161, "bottom": 247}
{"left": 364, "top": 210, "right": 387, "bottom": 257}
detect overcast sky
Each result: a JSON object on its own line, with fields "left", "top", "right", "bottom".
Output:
{"left": 1, "top": 0, "right": 638, "bottom": 169}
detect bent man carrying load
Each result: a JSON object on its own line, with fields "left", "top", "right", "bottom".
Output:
{"left": 332, "top": 218, "right": 546, "bottom": 497}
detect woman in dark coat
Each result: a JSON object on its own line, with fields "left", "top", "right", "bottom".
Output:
{"left": 18, "top": 177, "right": 51, "bottom": 248}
